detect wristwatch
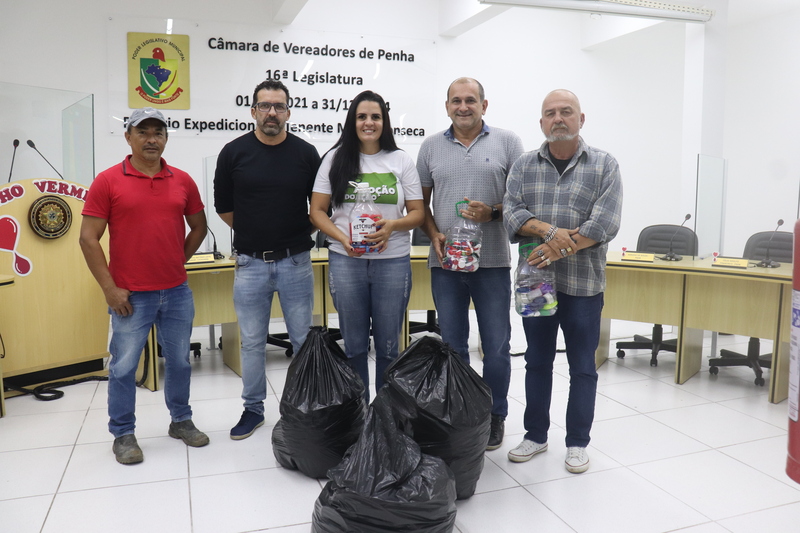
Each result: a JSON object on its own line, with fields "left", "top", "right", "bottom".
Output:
{"left": 490, "top": 206, "right": 500, "bottom": 221}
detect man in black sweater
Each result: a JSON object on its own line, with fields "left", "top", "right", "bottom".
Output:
{"left": 214, "top": 79, "right": 321, "bottom": 440}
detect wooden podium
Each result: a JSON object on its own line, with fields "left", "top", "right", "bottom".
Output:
{"left": 0, "top": 178, "right": 109, "bottom": 415}
{"left": 0, "top": 274, "right": 14, "bottom": 416}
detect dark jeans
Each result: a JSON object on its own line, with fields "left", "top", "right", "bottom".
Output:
{"left": 522, "top": 291, "right": 604, "bottom": 448}
{"left": 431, "top": 266, "right": 512, "bottom": 417}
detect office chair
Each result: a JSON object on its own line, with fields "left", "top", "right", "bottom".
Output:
{"left": 708, "top": 231, "right": 793, "bottom": 385}
{"left": 616, "top": 224, "right": 699, "bottom": 366}
{"left": 408, "top": 228, "right": 440, "bottom": 337}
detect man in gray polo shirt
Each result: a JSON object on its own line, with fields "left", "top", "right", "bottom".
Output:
{"left": 417, "top": 77, "right": 524, "bottom": 450}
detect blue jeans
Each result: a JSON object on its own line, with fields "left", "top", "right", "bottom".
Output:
{"left": 522, "top": 291, "right": 604, "bottom": 448}
{"left": 108, "top": 281, "right": 195, "bottom": 438}
{"left": 328, "top": 252, "right": 411, "bottom": 401}
{"left": 430, "top": 266, "right": 511, "bottom": 418}
{"left": 234, "top": 251, "right": 314, "bottom": 415}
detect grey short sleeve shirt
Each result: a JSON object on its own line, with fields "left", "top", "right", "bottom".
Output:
{"left": 416, "top": 123, "right": 524, "bottom": 268}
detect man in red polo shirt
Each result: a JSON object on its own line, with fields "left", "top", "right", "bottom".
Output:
{"left": 80, "top": 107, "right": 209, "bottom": 464}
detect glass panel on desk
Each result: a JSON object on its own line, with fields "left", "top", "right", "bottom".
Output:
{"left": 62, "top": 94, "right": 94, "bottom": 186}
{"left": 695, "top": 154, "right": 725, "bottom": 258}
{"left": 1, "top": 81, "right": 94, "bottom": 185}
{"left": 202, "top": 154, "right": 233, "bottom": 258}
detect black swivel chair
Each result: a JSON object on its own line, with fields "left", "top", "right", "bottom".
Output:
{"left": 615, "top": 224, "right": 699, "bottom": 366}
{"left": 708, "top": 231, "right": 793, "bottom": 385}
{"left": 408, "top": 228, "right": 440, "bottom": 336}
{"left": 266, "top": 329, "right": 294, "bottom": 357}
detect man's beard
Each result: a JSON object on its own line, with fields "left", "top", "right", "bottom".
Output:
{"left": 260, "top": 120, "right": 282, "bottom": 136}
{"left": 546, "top": 128, "right": 578, "bottom": 143}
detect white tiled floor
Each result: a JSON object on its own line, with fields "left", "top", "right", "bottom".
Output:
{"left": 2, "top": 314, "right": 799, "bottom": 533}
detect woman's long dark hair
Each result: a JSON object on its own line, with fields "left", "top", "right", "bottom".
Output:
{"left": 327, "top": 90, "right": 398, "bottom": 207}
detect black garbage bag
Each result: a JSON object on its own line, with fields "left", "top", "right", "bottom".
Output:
{"left": 383, "top": 335, "right": 492, "bottom": 500}
{"left": 272, "top": 326, "right": 366, "bottom": 478}
{"left": 311, "top": 390, "right": 457, "bottom": 533}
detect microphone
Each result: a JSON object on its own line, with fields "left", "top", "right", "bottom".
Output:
{"left": 207, "top": 225, "right": 224, "bottom": 260}
{"left": 27, "top": 139, "right": 64, "bottom": 180}
{"left": 660, "top": 213, "right": 692, "bottom": 262}
{"left": 756, "top": 219, "right": 784, "bottom": 268}
{"left": 7, "top": 139, "right": 19, "bottom": 183}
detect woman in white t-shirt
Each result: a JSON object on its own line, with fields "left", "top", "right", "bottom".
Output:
{"left": 310, "top": 90, "right": 424, "bottom": 400}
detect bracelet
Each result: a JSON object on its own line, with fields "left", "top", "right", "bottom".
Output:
{"left": 543, "top": 225, "right": 558, "bottom": 243}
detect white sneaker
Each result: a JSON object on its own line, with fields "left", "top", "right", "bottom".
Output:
{"left": 565, "top": 447, "right": 589, "bottom": 473}
{"left": 507, "top": 439, "right": 548, "bottom": 463}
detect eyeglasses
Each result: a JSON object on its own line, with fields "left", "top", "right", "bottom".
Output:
{"left": 253, "top": 102, "right": 288, "bottom": 114}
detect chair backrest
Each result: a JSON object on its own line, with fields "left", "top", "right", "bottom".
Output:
{"left": 412, "top": 228, "right": 431, "bottom": 246}
{"left": 637, "top": 224, "right": 698, "bottom": 255}
{"left": 742, "top": 231, "right": 793, "bottom": 263}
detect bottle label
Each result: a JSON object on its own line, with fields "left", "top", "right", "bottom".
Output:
{"left": 350, "top": 214, "right": 380, "bottom": 252}
{"left": 790, "top": 289, "right": 800, "bottom": 422}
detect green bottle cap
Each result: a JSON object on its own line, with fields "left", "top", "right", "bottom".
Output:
{"left": 519, "top": 243, "right": 536, "bottom": 258}
{"left": 455, "top": 200, "right": 468, "bottom": 218}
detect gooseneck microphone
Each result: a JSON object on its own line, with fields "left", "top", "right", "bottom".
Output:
{"left": 207, "top": 226, "right": 225, "bottom": 260}
{"left": 660, "top": 213, "right": 692, "bottom": 262}
{"left": 27, "top": 139, "right": 64, "bottom": 180}
{"left": 7, "top": 139, "right": 19, "bottom": 183}
{"left": 756, "top": 219, "right": 784, "bottom": 268}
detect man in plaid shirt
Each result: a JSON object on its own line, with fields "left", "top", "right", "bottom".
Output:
{"left": 503, "top": 89, "right": 622, "bottom": 474}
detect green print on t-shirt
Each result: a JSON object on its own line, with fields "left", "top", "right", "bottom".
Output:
{"left": 343, "top": 172, "right": 399, "bottom": 205}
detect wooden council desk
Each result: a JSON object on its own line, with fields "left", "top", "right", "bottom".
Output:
{"left": 141, "top": 250, "right": 329, "bottom": 390}
{"left": 142, "top": 247, "right": 436, "bottom": 390}
{"left": 137, "top": 247, "right": 794, "bottom": 405}
{"left": 597, "top": 251, "right": 792, "bottom": 403}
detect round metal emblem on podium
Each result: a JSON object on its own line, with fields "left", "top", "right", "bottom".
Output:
{"left": 29, "top": 195, "right": 73, "bottom": 239}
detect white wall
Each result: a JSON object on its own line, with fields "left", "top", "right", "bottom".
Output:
{"left": 418, "top": 11, "right": 687, "bottom": 250}
{"left": 722, "top": 6, "right": 800, "bottom": 254}
{"left": 1, "top": 0, "right": 796, "bottom": 256}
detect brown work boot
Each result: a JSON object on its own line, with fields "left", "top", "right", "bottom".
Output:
{"left": 112, "top": 434, "right": 144, "bottom": 464}
{"left": 168, "top": 419, "right": 210, "bottom": 447}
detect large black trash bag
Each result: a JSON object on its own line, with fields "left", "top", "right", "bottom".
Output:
{"left": 271, "top": 326, "right": 366, "bottom": 478}
{"left": 311, "top": 391, "right": 457, "bottom": 533}
{"left": 383, "top": 335, "right": 492, "bottom": 500}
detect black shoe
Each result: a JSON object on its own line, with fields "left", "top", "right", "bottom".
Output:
{"left": 230, "top": 409, "right": 265, "bottom": 440}
{"left": 487, "top": 414, "right": 505, "bottom": 450}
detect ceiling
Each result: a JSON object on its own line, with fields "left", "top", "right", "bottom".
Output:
{"left": 672, "top": 0, "right": 797, "bottom": 26}
{"left": 477, "top": 1, "right": 798, "bottom": 26}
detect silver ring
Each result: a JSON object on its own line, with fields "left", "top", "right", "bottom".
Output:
{"left": 560, "top": 248, "right": 567, "bottom": 257}
{"left": 545, "top": 258, "right": 551, "bottom": 266}
{"left": 537, "top": 249, "right": 545, "bottom": 258}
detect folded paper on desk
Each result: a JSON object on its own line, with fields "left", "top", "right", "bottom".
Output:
{"left": 186, "top": 253, "right": 216, "bottom": 264}
{"left": 711, "top": 257, "right": 749, "bottom": 269}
